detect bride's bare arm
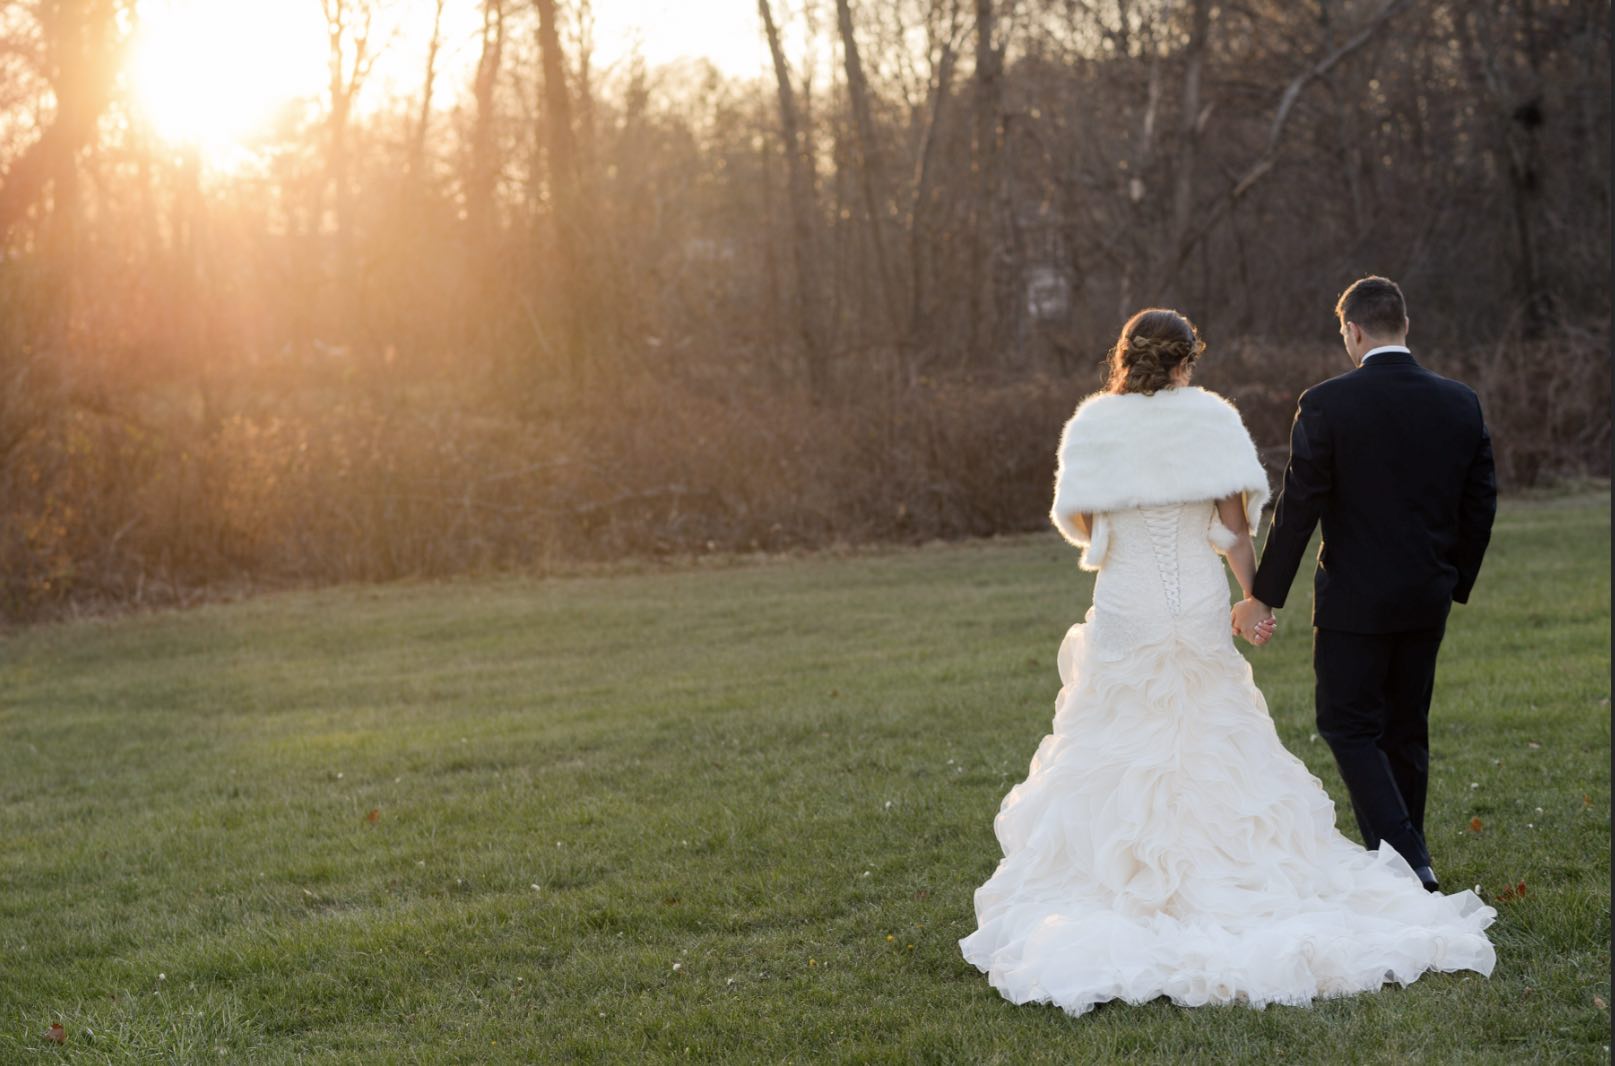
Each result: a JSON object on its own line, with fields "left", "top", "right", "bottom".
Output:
{"left": 1075, "top": 512, "right": 1093, "bottom": 538}
{"left": 1215, "top": 493, "right": 1258, "bottom": 597}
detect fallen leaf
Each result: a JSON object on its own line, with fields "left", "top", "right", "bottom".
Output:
{"left": 1496, "top": 879, "right": 1528, "bottom": 903}
{"left": 365, "top": 808, "right": 381, "bottom": 824}
{"left": 1596, "top": 995, "right": 1608, "bottom": 1010}
{"left": 44, "top": 1022, "right": 65, "bottom": 1045}
{"left": 1469, "top": 816, "right": 1484, "bottom": 832}
{"left": 1585, "top": 794, "right": 1594, "bottom": 807}
{"left": 1527, "top": 741, "right": 1541, "bottom": 749}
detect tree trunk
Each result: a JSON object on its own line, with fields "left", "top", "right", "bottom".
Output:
{"left": 0, "top": 0, "right": 119, "bottom": 244}
{"left": 759, "top": 0, "right": 831, "bottom": 400}
{"left": 835, "top": 0, "right": 903, "bottom": 348}
{"left": 908, "top": 4, "right": 962, "bottom": 363}
{"left": 1119, "top": 12, "right": 1165, "bottom": 320}
{"left": 968, "top": 0, "right": 1005, "bottom": 362}
{"left": 575, "top": 0, "right": 597, "bottom": 180}
{"left": 1459, "top": 1, "right": 1550, "bottom": 336}
{"left": 408, "top": 0, "right": 446, "bottom": 185}
{"left": 321, "top": 0, "right": 378, "bottom": 340}
{"left": 464, "top": 0, "right": 504, "bottom": 354}
{"left": 536, "top": 0, "right": 590, "bottom": 388}
{"left": 1318, "top": 0, "right": 1369, "bottom": 243}
{"left": 467, "top": 0, "right": 504, "bottom": 263}
{"left": 1165, "top": 0, "right": 1211, "bottom": 298}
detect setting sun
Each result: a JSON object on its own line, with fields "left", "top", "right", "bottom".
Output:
{"left": 126, "top": 0, "right": 769, "bottom": 170}
{"left": 128, "top": 0, "right": 326, "bottom": 163}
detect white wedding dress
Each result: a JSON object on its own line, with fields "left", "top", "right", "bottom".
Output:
{"left": 958, "top": 500, "right": 1497, "bottom": 1016}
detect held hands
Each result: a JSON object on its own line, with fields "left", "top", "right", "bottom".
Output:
{"left": 1231, "top": 598, "right": 1277, "bottom": 646}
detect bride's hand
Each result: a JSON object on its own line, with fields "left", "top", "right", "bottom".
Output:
{"left": 1232, "top": 618, "right": 1275, "bottom": 645}
{"left": 1231, "top": 599, "right": 1277, "bottom": 646}
{"left": 1249, "top": 616, "right": 1276, "bottom": 645}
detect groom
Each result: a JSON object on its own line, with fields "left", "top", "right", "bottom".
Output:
{"left": 1233, "top": 276, "right": 1497, "bottom": 893}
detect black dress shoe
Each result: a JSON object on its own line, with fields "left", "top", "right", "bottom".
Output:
{"left": 1413, "top": 865, "right": 1440, "bottom": 893}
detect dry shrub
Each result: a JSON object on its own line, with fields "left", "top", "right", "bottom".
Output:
{"left": 1, "top": 320, "right": 1606, "bottom": 623}
{"left": 1463, "top": 317, "right": 1612, "bottom": 486}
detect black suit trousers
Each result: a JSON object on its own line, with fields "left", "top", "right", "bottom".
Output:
{"left": 1313, "top": 624, "right": 1446, "bottom": 871}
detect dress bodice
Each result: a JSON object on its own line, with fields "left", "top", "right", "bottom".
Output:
{"left": 1085, "top": 501, "right": 1234, "bottom": 661}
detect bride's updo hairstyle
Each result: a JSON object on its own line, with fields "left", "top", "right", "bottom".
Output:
{"left": 1105, "top": 308, "right": 1206, "bottom": 395}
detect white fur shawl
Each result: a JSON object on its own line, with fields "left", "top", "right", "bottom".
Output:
{"left": 1049, "top": 386, "right": 1269, "bottom": 570}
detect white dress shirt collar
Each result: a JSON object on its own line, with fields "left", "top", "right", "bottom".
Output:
{"left": 1360, "top": 344, "right": 1411, "bottom": 364}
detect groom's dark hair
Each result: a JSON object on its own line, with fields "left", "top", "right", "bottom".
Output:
{"left": 1335, "top": 276, "right": 1408, "bottom": 338}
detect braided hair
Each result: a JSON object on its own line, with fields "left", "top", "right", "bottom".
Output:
{"left": 1104, "top": 308, "right": 1206, "bottom": 395}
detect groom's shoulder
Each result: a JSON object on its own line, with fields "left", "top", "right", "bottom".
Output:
{"left": 1402, "top": 362, "right": 1485, "bottom": 414}
{"left": 1300, "top": 363, "right": 1482, "bottom": 422}
{"left": 1296, "top": 369, "right": 1360, "bottom": 408}
{"left": 1422, "top": 366, "right": 1482, "bottom": 402}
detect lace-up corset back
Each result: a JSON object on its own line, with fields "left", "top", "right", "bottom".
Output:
{"left": 1086, "top": 501, "right": 1231, "bottom": 660}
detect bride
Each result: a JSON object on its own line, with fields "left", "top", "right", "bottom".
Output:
{"left": 958, "top": 309, "right": 1496, "bottom": 1016}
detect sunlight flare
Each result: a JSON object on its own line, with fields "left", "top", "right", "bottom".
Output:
{"left": 128, "top": 0, "right": 326, "bottom": 163}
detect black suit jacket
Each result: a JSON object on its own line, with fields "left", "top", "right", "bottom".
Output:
{"left": 1251, "top": 350, "right": 1497, "bottom": 633}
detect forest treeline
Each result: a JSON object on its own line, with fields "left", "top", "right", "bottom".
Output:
{"left": 0, "top": 0, "right": 1608, "bottom": 621}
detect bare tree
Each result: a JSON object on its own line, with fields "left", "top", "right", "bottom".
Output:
{"left": 908, "top": 0, "right": 965, "bottom": 361}
{"left": 1168, "top": 0, "right": 1413, "bottom": 280}
{"left": 407, "top": 0, "right": 447, "bottom": 185}
{"left": 1164, "top": 0, "right": 1210, "bottom": 296}
{"left": 836, "top": 0, "right": 903, "bottom": 347}
{"left": 573, "top": 0, "right": 598, "bottom": 178}
{"left": 968, "top": 0, "right": 1006, "bottom": 359}
{"left": 466, "top": 0, "right": 504, "bottom": 257}
{"left": 0, "top": 0, "right": 122, "bottom": 244}
{"left": 1459, "top": 1, "right": 1551, "bottom": 336}
{"left": 760, "top": 0, "right": 831, "bottom": 398}
{"left": 320, "top": 0, "right": 385, "bottom": 330}
{"left": 536, "top": 0, "right": 592, "bottom": 387}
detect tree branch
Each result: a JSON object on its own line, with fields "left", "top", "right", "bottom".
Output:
{"left": 1170, "top": 0, "right": 1414, "bottom": 272}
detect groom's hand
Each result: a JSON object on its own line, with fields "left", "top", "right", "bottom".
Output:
{"left": 1231, "top": 598, "right": 1276, "bottom": 646}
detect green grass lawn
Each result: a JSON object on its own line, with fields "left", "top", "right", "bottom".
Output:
{"left": 1, "top": 494, "right": 1608, "bottom": 1064}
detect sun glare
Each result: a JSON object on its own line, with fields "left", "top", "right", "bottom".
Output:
{"left": 594, "top": 2, "right": 768, "bottom": 81}
{"left": 129, "top": 0, "right": 326, "bottom": 166}
{"left": 126, "top": 0, "right": 775, "bottom": 171}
